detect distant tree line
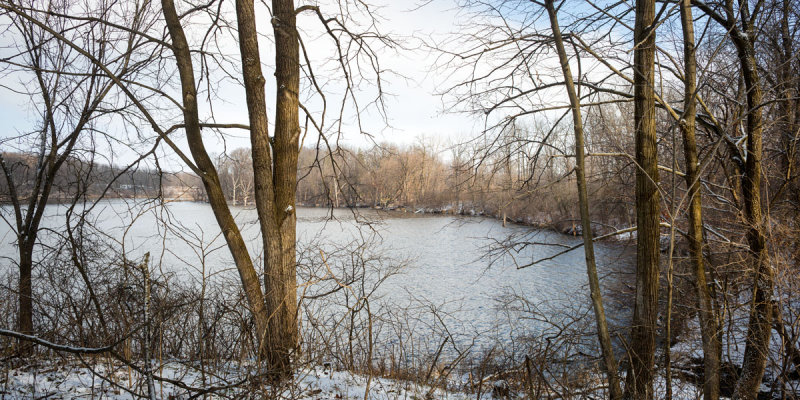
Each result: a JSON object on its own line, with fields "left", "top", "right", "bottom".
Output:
{"left": 439, "top": 0, "right": 800, "bottom": 398}
{"left": 2, "top": 0, "right": 799, "bottom": 398}
{"left": 0, "top": 152, "right": 203, "bottom": 202}
{"left": 211, "top": 133, "right": 634, "bottom": 233}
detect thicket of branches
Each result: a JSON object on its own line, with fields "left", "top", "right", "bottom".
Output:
{"left": 0, "top": 0, "right": 799, "bottom": 398}
{"left": 210, "top": 136, "right": 633, "bottom": 233}
{"left": 432, "top": 0, "right": 800, "bottom": 398}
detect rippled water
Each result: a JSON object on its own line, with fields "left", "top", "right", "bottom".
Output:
{"left": 1, "top": 200, "right": 634, "bottom": 356}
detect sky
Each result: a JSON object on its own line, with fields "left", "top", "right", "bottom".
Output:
{"left": 336, "top": 1, "right": 484, "bottom": 146}
{"left": 0, "top": 0, "right": 490, "bottom": 168}
{"left": 0, "top": 0, "right": 622, "bottom": 171}
{"left": 219, "top": 0, "right": 488, "bottom": 149}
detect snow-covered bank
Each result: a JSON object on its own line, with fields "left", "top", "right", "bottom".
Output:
{"left": 0, "top": 358, "right": 716, "bottom": 399}
{"left": 1, "top": 360, "right": 475, "bottom": 400}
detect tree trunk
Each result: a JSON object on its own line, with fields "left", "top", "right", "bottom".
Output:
{"left": 264, "top": 0, "right": 301, "bottom": 379}
{"left": 777, "top": 0, "right": 798, "bottom": 201}
{"left": 626, "top": 0, "right": 659, "bottom": 398}
{"left": 730, "top": 5, "right": 773, "bottom": 399}
{"left": 544, "top": 2, "right": 622, "bottom": 398}
{"left": 680, "top": 2, "right": 721, "bottom": 398}
{"left": 688, "top": 3, "right": 775, "bottom": 395}
{"left": 233, "top": 0, "right": 301, "bottom": 380}
{"left": 161, "top": 0, "right": 271, "bottom": 366}
{"left": 18, "top": 240, "right": 34, "bottom": 354}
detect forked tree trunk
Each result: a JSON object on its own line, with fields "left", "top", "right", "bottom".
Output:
{"left": 626, "top": 0, "right": 660, "bottom": 398}
{"left": 236, "top": 0, "right": 300, "bottom": 379}
{"left": 543, "top": 1, "right": 622, "bottom": 398}
{"left": 679, "top": 2, "right": 721, "bottom": 398}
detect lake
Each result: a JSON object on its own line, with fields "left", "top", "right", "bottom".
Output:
{"left": 0, "top": 200, "right": 634, "bottom": 360}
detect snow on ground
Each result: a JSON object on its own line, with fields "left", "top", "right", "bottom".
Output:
{"left": 1, "top": 361, "right": 474, "bottom": 399}
{"left": 652, "top": 375, "right": 701, "bottom": 400}
{"left": 2, "top": 359, "right": 752, "bottom": 400}
{"left": 0, "top": 359, "right": 720, "bottom": 400}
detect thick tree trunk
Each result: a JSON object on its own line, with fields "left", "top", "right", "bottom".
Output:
{"left": 236, "top": 0, "right": 300, "bottom": 379}
{"left": 680, "top": 2, "right": 721, "bottom": 399}
{"left": 626, "top": 0, "right": 659, "bottom": 398}
{"left": 264, "top": 0, "right": 301, "bottom": 379}
{"left": 544, "top": 2, "right": 622, "bottom": 398}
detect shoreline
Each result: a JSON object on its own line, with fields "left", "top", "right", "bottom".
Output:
{"left": 1, "top": 196, "right": 636, "bottom": 243}
{"left": 294, "top": 202, "right": 636, "bottom": 243}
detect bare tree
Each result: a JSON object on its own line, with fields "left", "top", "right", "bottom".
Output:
{"left": 0, "top": 0, "right": 153, "bottom": 353}
{"left": 216, "top": 149, "right": 255, "bottom": 206}
{"left": 692, "top": 1, "right": 773, "bottom": 397}
{"left": 624, "top": 1, "right": 660, "bottom": 398}
{"left": 540, "top": 1, "right": 622, "bottom": 397}
{"left": 679, "top": 2, "right": 721, "bottom": 398}
{"left": 161, "top": 0, "right": 390, "bottom": 381}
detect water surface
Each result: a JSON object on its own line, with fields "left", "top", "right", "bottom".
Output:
{"left": 0, "top": 200, "right": 634, "bottom": 356}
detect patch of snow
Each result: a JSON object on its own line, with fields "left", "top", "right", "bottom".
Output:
{"left": 1, "top": 361, "right": 479, "bottom": 399}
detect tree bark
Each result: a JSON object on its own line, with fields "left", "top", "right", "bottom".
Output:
{"left": 235, "top": 0, "right": 300, "bottom": 379}
{"left": 543, "top": 2, "right": 622, "bottom": 398}
{"left": 683, "top": 2, "right": 774, "bottom": 396}
{"left": 269, "top": 0, "right": 301, "bottom": 379}
{"left": 626, "top": 0, "right": 659, "bottom": 398}
{"left": 680, "top": 2, "right": 721, "bottom": 399}
{"left": 777, "top": 0, "right": 798, "bottom": 201}
{"left": 161, "top": 0, "right": 272, "bottom": 366}
{"left": 729, "top": 4, "right": 773, "bottom": 399}
{"left": 18, "top": 240, "right": 34, "bottom": 353}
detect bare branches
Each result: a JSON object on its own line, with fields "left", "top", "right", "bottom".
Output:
{"left": 0, "top": 328, "right": 125, "bottom": 354}
{"left": 0, "top": 0, "right": 200, "bottom": 175}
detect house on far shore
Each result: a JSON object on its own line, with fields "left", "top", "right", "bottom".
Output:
{"left": 164, "top": 184, "right": 206, "bottom": 202}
